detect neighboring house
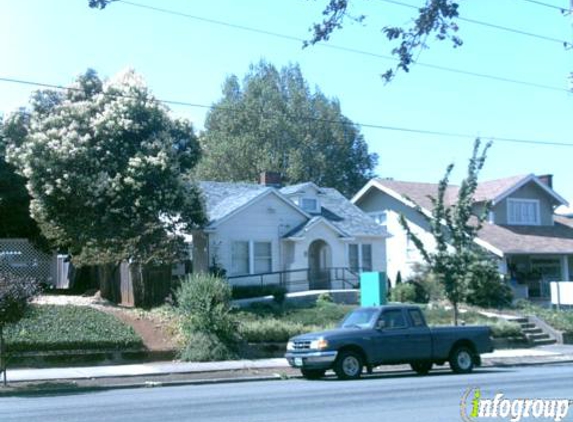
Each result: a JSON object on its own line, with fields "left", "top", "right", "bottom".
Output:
{"left": 352, "top": 174, "right": 573, "bottom": 299}
{"left": 191, "top": 173, "right": 389, "bottom": 291}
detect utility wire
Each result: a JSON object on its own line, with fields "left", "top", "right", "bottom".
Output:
{"left": 379, "top": 0, "right": 572, "bottom": 47}
{"left": 521, "top": 0, "right": 572, "bottom": 13}
{"left": 1, "top": 75, "right": 572, "bottom": 148}
{"left": 112, "top": 0, "right": 570, "bottom": 94}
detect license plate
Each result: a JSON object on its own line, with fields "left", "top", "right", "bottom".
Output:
{"left": 294, "top": 357, "right": 303, "bottom": 367}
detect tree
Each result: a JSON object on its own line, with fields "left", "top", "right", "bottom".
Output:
{"left": 88, "top": 0, "right": 461, "bottom": 83}
{"left": 195, "top": 61, "right": 377, "bottom": 197}
{"left": 4, "top": 69, "right": 205, "bottom": 272}
{"left": 0, "top": 272, "right": 39, "bottom": 386}
{"left": 399, "top": 139, "right": 500, "bottom": 325}
{"left": 306, "top": 0, "right": 461, "bottom": 82}
{"left": 0, "top": 117, "right": 46, "bottom": 246}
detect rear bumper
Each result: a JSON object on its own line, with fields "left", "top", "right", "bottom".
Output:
{"left": 285, "top": 350, "right": 338, "bottom": 370}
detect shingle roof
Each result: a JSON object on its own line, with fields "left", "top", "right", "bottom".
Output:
{"left": 197, "top": 181, "right": 387, "bottom": 237}
{"left": 374, "top": 179, "right": 459, "bottom": 211}
{"left": 198, "top": 181, "right": 268, "bottom": 226}
{"left": 479, "top": 220, "right": 573, "bottom": 254}
{"left": 472, "top": 174, "right": 529, "bottom": 203}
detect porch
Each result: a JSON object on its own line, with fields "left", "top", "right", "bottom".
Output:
{"left": 226, "top": 267, "right": 362, "bottom": 292}
{"left": 506, "top": 254, "right": 573, "bottom": 300}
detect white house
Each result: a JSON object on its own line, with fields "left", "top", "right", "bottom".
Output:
{"left": 191, "top": 174, "right": 389, "bottom": 291}
{"left": 352, "top": 174, "right": 573, "bottom": 299}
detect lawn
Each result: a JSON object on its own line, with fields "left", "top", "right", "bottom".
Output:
{"left": 4, "top": 305, "right": 143, "bottom": 352}
{"left": 236, "top": 302, "right": 522, "bottom": 343}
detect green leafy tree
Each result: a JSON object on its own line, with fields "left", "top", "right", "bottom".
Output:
{"left": 0, "top": 116, "right": 46, "bottom": 246}
{"left": 400, "top": 139, "right": 503, "bottom": 324}
{"left": 196, "top": 61, "right": 377, "bottom": 197}
{"left": 4, "top": 69, "right": 205, "bottom": 272}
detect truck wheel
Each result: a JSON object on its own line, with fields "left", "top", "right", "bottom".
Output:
{"left": 334, "top": 351, "right": 363, "bottom": 380}
{"left": 301, "top": 369, "right": 325, "bottom": 380}
{"left": 449, "top": 346, "right": 475, "bottom": 374}
{"left": 410, "top": 362, "right": 432, "bottom": 375}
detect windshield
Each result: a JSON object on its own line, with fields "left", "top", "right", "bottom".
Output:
{"left": 339, "top": 308, "right": 378, "bottom": 329}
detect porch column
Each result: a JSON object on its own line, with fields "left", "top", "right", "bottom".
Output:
{"left": 561, "top": 255, "right": 570, "bottom": 281}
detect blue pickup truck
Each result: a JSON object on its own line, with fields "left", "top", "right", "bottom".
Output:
{"left": 285, "top": 304, "right": 493, "bottom": 380}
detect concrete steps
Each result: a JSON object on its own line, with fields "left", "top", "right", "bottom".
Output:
{"left": 511, "top": 317, "right": 557, "bottom": 347}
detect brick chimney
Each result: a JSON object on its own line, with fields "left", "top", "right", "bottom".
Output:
{"left": 259, "top": 171, "right": 282, "bottom": 188}
{"left": 537, "top": 174, "right": 553, "bottom": 189}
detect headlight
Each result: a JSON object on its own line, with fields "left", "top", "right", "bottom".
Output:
{"left": 310, "top": 338, "right": 329, "bottom": 350}
{"left": 286, "top": 341, "right": 295, "bottom": 351}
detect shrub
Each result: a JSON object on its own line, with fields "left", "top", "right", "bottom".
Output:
{"left": 406, "top": 263, "right": 445, "bottom": 302}
{"left": 232, "top": 285, "right": 287, "bottom": 304}
{"left": 390, "top": 283, "right": 417, "bottom": 303}
{"left": 316, "top": 292, "right": 333, "bottom": 307}
{"left": 466, "top": 263, "right": 513, "bottom": 309}
{"left": 489, "top": 320, "right": 523, "bottom": 338}
{"left": 178, "top": 332, "right": 235, "bottom": 362}
{"left": 239, "top": 319, "right": 312, "bottom": 343}
{"left": 175, "top": 274, "right": 239, "bottom": 360}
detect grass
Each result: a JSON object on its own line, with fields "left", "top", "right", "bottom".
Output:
{"left": 236, "top": 302, "right": 523, "bottom": 342}
{"left": 4, "top": 305, "right": 143, "bottom": 352}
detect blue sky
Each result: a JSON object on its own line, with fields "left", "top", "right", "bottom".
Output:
{"left": 1, "top": 0, "right": 572, "bottom": 205}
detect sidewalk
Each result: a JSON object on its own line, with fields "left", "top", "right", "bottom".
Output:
{"left": 4, "top": 345, "right": 573, "bottom": 385}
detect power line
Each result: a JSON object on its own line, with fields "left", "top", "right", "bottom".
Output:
{"left": 1, "top": 75, "right": 572, "bottom": 149}
{"left": 379, "top": 0, "right": 572, "bottom": 48}
{"left": 112, "top": 0, "right": 570, "bottom": 94}
{"left": 520, "top": 0, "right": 572, "bottom": 13}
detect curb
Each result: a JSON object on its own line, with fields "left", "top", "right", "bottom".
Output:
{"left": 2, "top": 356, "right": 573, "bottom": 397}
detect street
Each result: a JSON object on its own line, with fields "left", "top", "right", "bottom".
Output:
{"left": 1, "top": 365, "right": 572, "bottom": 422}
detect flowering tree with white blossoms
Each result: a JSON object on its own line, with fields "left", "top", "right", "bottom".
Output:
{"left": 5, "top": 69, "right": 205, "bottom": 273}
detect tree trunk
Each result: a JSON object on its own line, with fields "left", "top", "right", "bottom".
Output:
{"left": 453, "top": 301, "right": 459, "bottom": 326}
{"left": 0, "top": 325, "right": 6, "bottom": 386}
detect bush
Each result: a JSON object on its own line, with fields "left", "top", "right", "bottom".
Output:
{"left": 232, "top": 285, "right": 287, "bottom": 304}
{"left": 0, "top": 272, "right": 39, "bottom": 327}
{"left": 239, "top": 319, "right": 314, "bottom": 343}
{"left": 390, "top": 283, "right": 417, "bottom": 303}
{"left": 466, "top": 263, "right": 513, "bottom": 309}
{"left": 178, "top": 332, "right": 235, "bottom": 362}
{"left": 406, "top": 264, "right": 445, "bottom": 302}
{"left": 489, "top": 320, "right": 523, "bottom": 338}
{"left": 316, "top": 292, "right": 333, "bottom": 307}
{"left": 4, "top": 305, "right": 142, "bottom": 352}
{"left": 175, "top": 274, "right": 239, "bottom": 361}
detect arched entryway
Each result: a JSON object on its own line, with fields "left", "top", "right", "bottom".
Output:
{"left": 308, "top": 239, "right": 332, "bottom": 289}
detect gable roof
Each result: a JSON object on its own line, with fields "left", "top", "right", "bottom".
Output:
{"left": 280, "top": 182, "right": 323, "bottom": 196}
{"left": 198, "top": 181, "right": 308, "bottom": 228}
{"left": 283, "top": 216, "right": 351, "bottom": 240}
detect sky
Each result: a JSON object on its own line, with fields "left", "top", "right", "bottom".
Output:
{"left": 1, "top": 0, "right": 572, "bottom": 206}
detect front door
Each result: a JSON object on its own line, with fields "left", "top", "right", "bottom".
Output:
{"left": 308, "top": 239, "right": 331, "bottom": 289}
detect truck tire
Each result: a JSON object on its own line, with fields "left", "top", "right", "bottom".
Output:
{"left": 301, "top": 369, "right": 325, "bottom": 380}
{"left": 334, "top": 350, "right": 363, "bottom": 380}
{"left": 449, "top": 346, "right": 475, "bottom": 374}
{"left": 410, "top": 362, "right": 432, "bottom": 375}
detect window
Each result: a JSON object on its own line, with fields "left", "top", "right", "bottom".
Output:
{"left": 254, "top": 241, "right": 272, "bottom": 273}
{"left": 231, "top": 241, "right": 249, "bottom": 275}
{"left": 231, "top": 241, "right": 272, "bottom": 275}
{"left": 378, "top": 310, "right": 407, "bottom": 329}
{"left": 349, "top": 244, "right": 359, "bottom": 272}
{"left": 408, "top": 309, "right": 425, "bottom": 327}
{"left": 507, "top": 199, "right": 540, "bottom": 225}
{"left": 361, "top": 244, "right": 372, "bottom": 271}
{"left": 369, "top": 212, "right": 387, "bottom": 227}
{"left": 301, "top": 198, "right": 319, "bottom": 212}
{"left": 348, "top": 243, "right": 373, "bottom": 272}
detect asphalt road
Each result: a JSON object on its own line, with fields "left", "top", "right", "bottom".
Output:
{"left": 1, "top": 365, "right": 573, "bottom": 422}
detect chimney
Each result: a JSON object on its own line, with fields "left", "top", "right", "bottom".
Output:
{"left": 259, "top": 171, "right": 282, "bottom": 188}
{"left": 537, "top": 174, "right": 553, "bottom": 189}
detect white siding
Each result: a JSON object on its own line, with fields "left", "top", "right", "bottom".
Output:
{"left": 209, "top": 192, "right": 307, "bottom": 280}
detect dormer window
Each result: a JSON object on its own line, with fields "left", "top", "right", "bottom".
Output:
{"left": 301, "top": 197, "right": 319, "bottom": 213}
{"left": 507, "top": 198, "right": 540, "bottom": 225}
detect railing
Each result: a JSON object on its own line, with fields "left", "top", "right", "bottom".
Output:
{"left": 226, "top": 267, "right": 363, "bottom": 292}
